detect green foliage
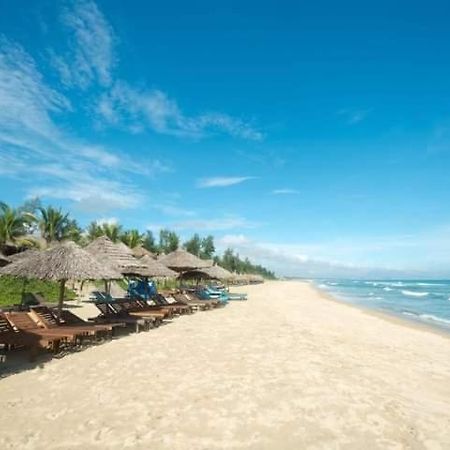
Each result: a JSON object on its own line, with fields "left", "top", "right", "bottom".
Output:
{"left": 38, "top": 206, "right": 75, "bottom": 243}
{"left": 0, "top": 276, "right": 76, "bottom": 306}
{"left": 85, "top": 221, "right": 123, "bottom": 243}
{"left": 159, "top": 228, "right": 180, "bottom": 254}
{"left": 200, "top": 235, "right": 215, "bottom": 259}
{"left": 182, "top": 234, "right": 215, "bottom": 259}
{"left": 183, "top": 233, "right": 201, "bottom": 256}
{"left": 120, "top": 229, "right": 144, "bottom": 248}
{"left": 142, "top": 230, "right": 158, "bottom": 253}
{"left": 86, "top": 221, "right": 103, "bottom": 242}
{"left": 0, "top": 203, "right": 36, "bottom": 246}
{"left": 216, "top": 248, "right": 276, "bottom": 279}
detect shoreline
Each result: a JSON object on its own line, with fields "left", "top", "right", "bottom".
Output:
{"left": 308, "top": 281, "right": 450, "bottom": 339}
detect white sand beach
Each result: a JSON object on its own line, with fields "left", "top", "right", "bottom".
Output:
{"left": 0, "top": 281, "right": 449, "bottom": 449}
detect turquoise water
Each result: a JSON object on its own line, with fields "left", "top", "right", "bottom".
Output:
{"left": 314, "top": 279, "right": 450, "bottom": 332}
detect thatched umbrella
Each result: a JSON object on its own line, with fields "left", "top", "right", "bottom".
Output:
{"left": 158, "top": 249, "right": 212, "bottom": 273}
{"left": 0, "top": 241, "right": 121, "bottom": 321}
{"left": 85, "top": 236, "right": 156, "bottom": 277}
{"left": 140, "top": 255, "right": 177, "bottom": 278}
{"left": 132, "top": 245, "right": 156, "bottom": 259}
{"left": 203, "top": 265, "right": 233, "bottom": 281}
{"left": 0, "top": 252, "right": 10, "bottom": 267}
{"left": 7, "top": 249, "right": 39, "bottom": 263}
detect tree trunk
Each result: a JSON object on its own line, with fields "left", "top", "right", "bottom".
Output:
{"left": 57, "top": 280, "right": 66, "bottom": 323}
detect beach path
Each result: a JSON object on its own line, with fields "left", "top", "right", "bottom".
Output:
{"left": 0, "top": 281, "right": 449, "bottom": 449}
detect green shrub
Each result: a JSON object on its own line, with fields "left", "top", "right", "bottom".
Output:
{"left": 0, "top": 276, "right": 76, "bottom": 306}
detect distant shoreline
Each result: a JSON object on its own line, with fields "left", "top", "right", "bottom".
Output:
{"left": 309, "top": 280, "right": 450, "bottom": 339}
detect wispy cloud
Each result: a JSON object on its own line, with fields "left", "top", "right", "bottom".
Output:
{"left": 147, "top": 216, "right": 258, "bottom": 233}
{"left": 272, "top": 188, "right": 300, "bottom": 195}
{"left": 151, "top": 204, "right": 196, "bottom": 217}
{"left": 0, "top": 37, "right": 163, "bottom": 212}
{"left": 172, "top": 216, "right": 258, "bottom": 231}
{"left": 48, "top": 1, "right": 263, "bottom": 141}
{"left": 51, "top": 0, "right": 116, "bottom": 89}
{"left": 96, "top": 82, "right": 263, "bottom": 140}
{"left": 197, "top": 176, "right": 256, "bottom": 188}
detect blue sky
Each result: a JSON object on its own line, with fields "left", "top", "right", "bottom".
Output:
{"left": 1, "top": 0, "right": 450, "bottom": 277}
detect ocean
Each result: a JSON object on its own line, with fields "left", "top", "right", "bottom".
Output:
{"left": 314, "top": 279, "right": 450, "bottom": 333}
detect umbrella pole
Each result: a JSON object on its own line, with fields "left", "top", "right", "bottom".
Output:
{"left": 57, "top": 279, "right": 66, "bottom": 323}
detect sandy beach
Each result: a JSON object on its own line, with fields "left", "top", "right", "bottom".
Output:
{"left": 0, "top": 281, "right": 449, "bottom": 449}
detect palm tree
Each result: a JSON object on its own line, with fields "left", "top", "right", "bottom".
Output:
{"left": 120, "top": 229, "right": 144, "bottom": 248}
{"left": 86, "top": 221, "right": 103, "bottom": 242}
{"left": 0, "top": 202, "right": 36, "bottom": 248}
{"left": 100, "top": 223, "right": 122, "bottom": 243}
{"left": 38, "top": 206, "right": 71, "bottom": 244}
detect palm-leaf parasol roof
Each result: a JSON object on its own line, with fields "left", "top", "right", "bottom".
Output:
{"left": 7, "top": 249, "right": 39, "bottom": 263}
{"left": 0, "top": 241, "right": 121, "bottom": 321}
{"left": 132, "top": 245, "right": 156, "bottom": 259}
{"left": 158, "top": 249, "right": 212, "bottom": 272}
{"left": 202, "top": 265, "right": 234, "bottom": 280}
{"left": 140, "top": 255, "right": 178, "bottom": 278}
{"left": 85, "top": 236, "right": 156, "bottom": 277}
{"left": 0, "top": 241, "right": 120, "bottom": 281}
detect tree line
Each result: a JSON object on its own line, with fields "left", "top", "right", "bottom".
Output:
{"left": 0, "top": 199, "right": 275, "bottom": 278}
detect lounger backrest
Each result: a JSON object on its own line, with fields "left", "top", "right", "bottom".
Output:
{"left": 95, "top": 303, "right": 112, "bottom": 316}
{"left": 5, "top": 312, "right": 39, "bottom": 331}
{"left": 0, "top": 313, "right": 15, "bottom": 334}
{"left": 30, "top": 306, "right": 59, "bottom": 328}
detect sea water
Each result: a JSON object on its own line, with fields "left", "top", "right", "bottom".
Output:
{"left": 314, "top": 279, "right": 450, "bottom": 333}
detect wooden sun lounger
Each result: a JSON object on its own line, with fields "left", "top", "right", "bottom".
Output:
{"left": 59, "top": 309, "right": 125, "bottom": 334}
{"left": 119, "top": 300, "right": 171, "bottom": 320}
{"left": 172, "top": 293, "right": 211, "bottom": 311}
{"left": 0, "top": 313, "right": 62, "bottom": 357}
{"left": 92, "top": 303, "right": 152, "bottom": 333}
{"left": 153, "top": 294, "right": 193, "bottom": 314}
{"left": 5, "top": 311, "right": 88, "bottom": 344}
{"left": 30, "top": 306, "right": 114, "bottom": 339}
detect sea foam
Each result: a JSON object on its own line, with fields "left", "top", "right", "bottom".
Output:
{"left": 401, "top": 290, "right": 429, "bottom": 298}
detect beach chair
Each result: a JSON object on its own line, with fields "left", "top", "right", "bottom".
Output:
{"left": 112, "top": 300, "right": 167, "bottom": 324}
{"left": 153, "top": 294, "right": 194, "bottom": 314}
{"left": 206, "top": 285, "right": 247, "bottom": 301}
{"left": 91, "top": 302, "right": 152, "bottom": 333}
{"left": 196, "top": 288, "right": 228, "bottom": 305}
{"left": 30, "top": 306, "right": 115, "bottom": 340}
{"left": 59, "top": 310, "right": 125, "bottom": 334}
{"left": 5, "top": 312, "right": 84, "bottom": 346}
{"left": 0, "top": 312, "right": 62, "bottom": 357}
{"left": 173, "top": 293, "right": 215, "bottom": 310}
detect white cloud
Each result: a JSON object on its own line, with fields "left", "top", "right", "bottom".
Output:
{"left": 151, "top": 204, "right": 196, "bottom": 217}
{"left": 172, "top": 216, "right": 258, "bottom": 231}
{"left": 54, "top": 0, "right": 116, "bottom": 89}
{"left": 217, "top": 234, "right": 251, "bottom": 246}
{"left": 214, "top": 228, "right": 450, "bottom": 278}
{"left": 95, "top": 217, "right": 118, "bottom": 226}
{"left": 0, "top": 38, "right": 70, "bottom": 141}
{"left": 97, "top": 82, "right": 263, "bottom": 141}
{"left": 197, "top": 176, "right": 256, "bottom": 188}
{"left": 47, "top": 1, "right": 263, "bottom": 141}
{"left": 0, "top": 37, "right": 163, "bottom": 212}
{"left": 272, "top": 188, "right": 300, "bottom": 195}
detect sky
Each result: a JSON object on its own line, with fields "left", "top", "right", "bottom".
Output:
{"left": 0, "top": 0, "right": 450, "bottom": 278}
